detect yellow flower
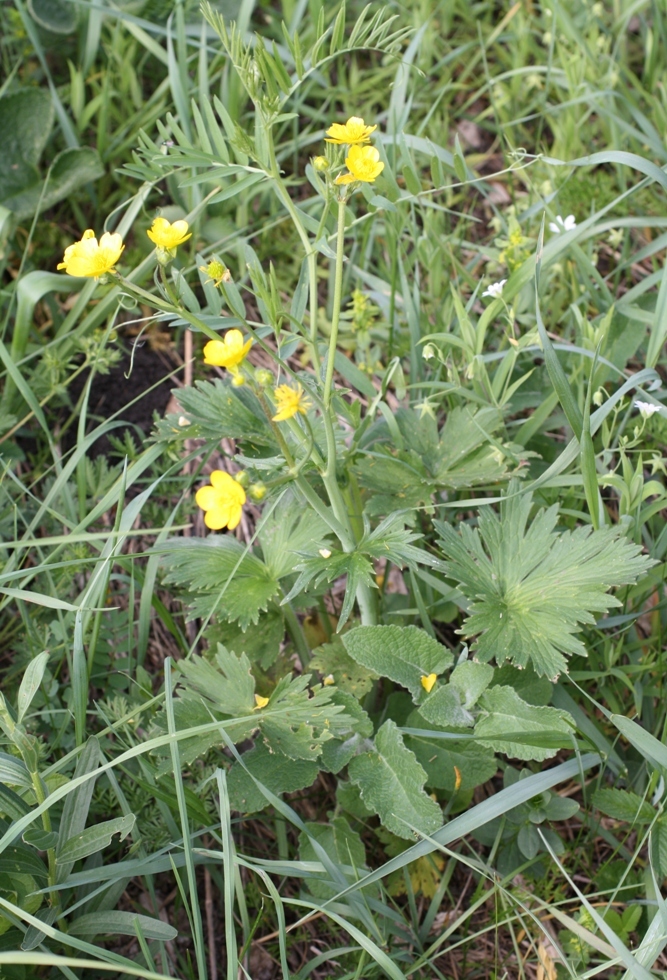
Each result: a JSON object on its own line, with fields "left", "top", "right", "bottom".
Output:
{"left": 57, "top": 229, "right": 124, "bottom": 278}
{"left": 335, "top": 145, "right": 384, "bottom": 185}
{"left": 253, "top": 694, "right": 270, "bottom": 710}
{"left": 272, "top": 383, "right": 311, "bottom": 421}
{"left": 421, "top": 673, "right": 437, "bottom": 693}
{"left": 195, "top": 470, "right": 246, "bottom": 530}
{"left": 325, "top": 116, "right": 377, "bottom": 145}
{"left": 202, "top": 330, "right": 252, "bottom": 373}
{"left": 146, "top": 216, "right": 192, "bottom": 249}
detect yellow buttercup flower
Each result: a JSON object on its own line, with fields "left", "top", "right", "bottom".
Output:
{"left": 335, "top": 145, "right": 384, "bottom": 185}
{"left": 421, "top": 673, "right": 437, "bottom": 693}
{"left": 195, "top": 470, "right": 246, "bottom": 530}
{"left": 147, "top": 216, "right": 192, "bottom": 249}
{"left": 58, "top": 229, "right": 124, "bottom": 278}
{"left": 202, "top": 330, "right": 252, "bottom": 373}
{"left": 272, "top": 383, "right": 311, "bottom": 421}
{"left": 325, "top": 116, "right": 377, "bottom": 145}
{"left": 253, "top": 694, "right": 270, "bottom": 710}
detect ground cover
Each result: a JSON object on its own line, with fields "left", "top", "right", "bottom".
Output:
{"left": 1, "top": 1, "right": 667, "bottom": 977}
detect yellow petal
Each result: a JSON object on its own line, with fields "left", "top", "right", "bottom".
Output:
{"left": 253, "top": 694, "right": 270, "bottom": 709}
{"left": 421, "top": 673, "right": 437, "bottom": 693}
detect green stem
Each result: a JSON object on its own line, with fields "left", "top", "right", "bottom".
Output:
{"left": 265, "top": 129, "right": 320, "bottom": 373}
{"left": 31, "top": 772, "right": 61, "bottom": 913}
{"left": 283, "top": 600, "right": 311, "bottom": 669}
{"left": 323, "top": 199, "right": 347, "bottom": 410}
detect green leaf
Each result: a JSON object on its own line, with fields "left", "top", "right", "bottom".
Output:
{"left": 0, "top": 846, "right": 47, "bottom": 879}
{"left": 173, "top": 379, "right": 274, "bottom": 445}
{"left": 68, "top": 911, "right": 177, "bottom": 942}
{"left": 205, "top": 608, "right": 285, "bottom": 670}
{"left": 28, "top": 0, "right": 78, "bottom": 33}
{"left": 158, "top": 536, "right": 280, "bottom": 629}
{"left": 299, "top": 817, "right": 367, "bottom": 899}
{"left": 0, "top": 89, "right": 53, "bottom": 174}
{"left": 310, "top": 637, "right": 377, "bottom": 698}
{"left": 320, "top": 690, "right": 374, "bottom": 773}
{"left": 55, "top": 736, "right": 100, "bottom": 884}
{"left": 406, "top": 725, "right": 497, "bottom": 792}
{"left": 0, "top": 784, "right": 31, "bottom": 822}
{"left": 348, "top": 720, "right": 443, "bottom": 839}
{"left": 283, "top": 551, "right": 376, "bottom": 628}
{"left": 177, "top": 645, "right": 256, "bottom": 717}
{"left": 227, "top": 742, "right": 319, "bottom": 814}
{"left": 2, "top": 147, "right": 105, "bottom": 221}
{"left": 257, "top": 673, "right": 348, "bottom": 761}
{"left": 17, "top": 652, "right": 49, "bottom": 724}
{"left": 342, "top": 625, "right": 453, "bottom": 700}
{"left": 355, "top": 406, "right": 517, "bottom": 515}
{"left": 654, "top": 819, "right": 667, "bottom": 878}
{"left": 419, "top": 685, "right": 476, "bottom": 728}
{"left": 437, "top": 483, "right": 655, "bottom": 678}
{"left": 22, "top": 829, "right": 58, "bottom": 850}
{"left": 57, "top": 813, "right": 135, "bottom": 865}
{"left": 258, "top": 491, "right": 331, "bottom": 579}
{"left": 475, "top": 686, "right": 575, "bottom": 762}
{"left": 449, "top": 661, "right": 494, "bottom": 708}
{"left": 592, "top": 788, "right": 656, "bottom": 824}
{"left": 0, "top": 753, "right": 31, "bottom": 789}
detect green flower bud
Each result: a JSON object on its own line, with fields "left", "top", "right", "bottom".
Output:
{"left": 234, "top": 471, "right": 250, "bottom": 488}
{"left": 249, "top": 482, "right": 267, "bottom": 501}
{"left": 255, "top": 369, "right": 274, "bottom": 387}
{"left": 313, "top": 155, "right": 329, "bottom": 172}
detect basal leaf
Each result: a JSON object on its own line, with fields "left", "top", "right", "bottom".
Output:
{"left": 177, "top": 645, "right": 256, "bottom": 717}
{"left": 299, "top": 817, "right": 367, "bottom": 898}
{"left": 592, "top": 788, "right": 656, "bottom": 824}
{"left": 258, "top": 490, "right": 331, "bottom": 579}
{"left": 57, "top": 814, "right": 135, "bottom": 866}
{"left": 475, "top": 686, "right": 575, "bottom": 762}
{"left": 342, "top": 625, "right": 453, "bottom": 700}
{"left": 157, "top": 536, "right": 280, "bottom": 628}
{"left": 227, "top": 742, "right": 319, "bottom": 814}
{"left": 348, "top": 720, "right": 443, "bottom": 839}
{"left": 310, "top": 637, "right": 377, "bottom": 697}
{"left": 68, "top": 911, "right": 177, "bottom": 942}
{"left": 405, "top": 718, "right": 497, "bottom": 792}
{"left": 437, "top": 484, "right": 655, "bottom": 678}
{"left": 419, "top": 685, "right": 476, "bottom": 728}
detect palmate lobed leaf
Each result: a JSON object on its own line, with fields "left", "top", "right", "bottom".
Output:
{"left": 437, "top": 485, "right": 655, "bottom": 678}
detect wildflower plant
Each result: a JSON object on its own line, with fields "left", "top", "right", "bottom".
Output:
{"left": 7, "top": 0, "right": 667, "bottom": 973}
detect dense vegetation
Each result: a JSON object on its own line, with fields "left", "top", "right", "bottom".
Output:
{"left": 2, "top": 1, "right": 667, "bottom": 977}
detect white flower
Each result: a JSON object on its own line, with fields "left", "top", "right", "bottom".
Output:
{"left": 634, "top": 399, "right": 661, "bottom": 419}
{"left": 422, "top": 343, "right": 437, "bottom": 360}
{"left": 548, "top": 214, "right": 577, "bottom": 233}
{"left": 482, "top": 279, "right": 506, "bottom": 299}
{"left": 319, "top": 548, "right": 332, "bottom": 559}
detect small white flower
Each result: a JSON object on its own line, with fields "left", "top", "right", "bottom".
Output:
{"left": 548, "top": 214, "right": 577, "bottom": 233}
{"left": 178, "top": 416, "right": 191, "bottom": 427}
{"left": 422, "top": 343, "right": 436, "bottom": 360}
{"left": 319, "top": 548, "right": 332, "bottom": 559}
{"left": 634, "top": 399, "right": 661, "bottom": 419}
{"left": 482, "top": 279, "right": 506, "bottom": 299}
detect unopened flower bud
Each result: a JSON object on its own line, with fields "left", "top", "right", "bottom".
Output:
{"left": 231, "top": 373, "right": 245, "bottom": 387}
{"left": 422, "top": 343, "right": 436, "bottom": 361}
{"left": 313, "top": 156, "right": 329, "bottom": 172}
{"left": 249, "top": 482, "right": 267, "bottom": 501}
{"left": 234, "top": 471, "right": 250, "bottom": 488}
{"left": 255, "top": 369, "right": 274, "bottom": 387}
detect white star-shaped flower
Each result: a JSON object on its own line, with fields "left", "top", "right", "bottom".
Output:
{"left": 548, "top": 214, "right": 577, "bottom": 233}
{"left": 482, "top": 279, "right": 506, "bottom": 299}
{"left": 634, "top": 399, "right": 661, "bottom": 419}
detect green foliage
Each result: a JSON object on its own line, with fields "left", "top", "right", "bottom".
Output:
{"left": 437, "top": 485, "right": 655, "bottom": 678}
{"left": 349, "top": 720, "right": 443, "bottom": 840}
{"left": 355, "top": 406, "right": 522, "bottom": 515}
{"left": 342, "top": 625, "right": 453, "bottom": 700}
